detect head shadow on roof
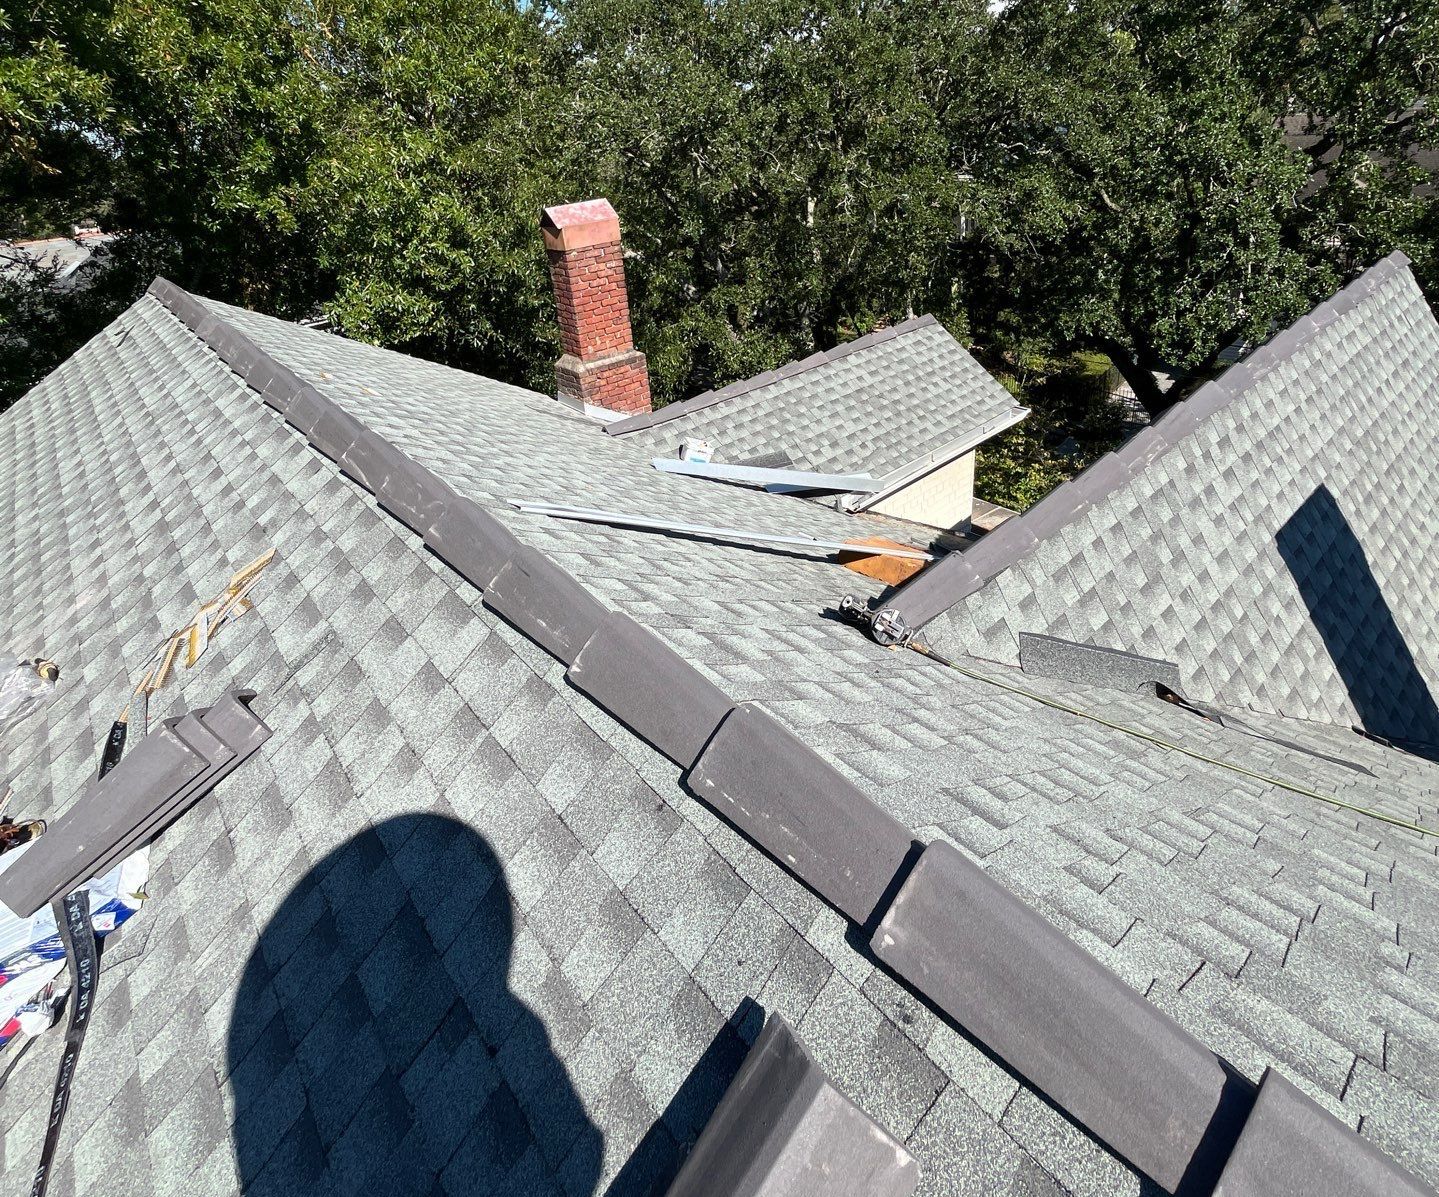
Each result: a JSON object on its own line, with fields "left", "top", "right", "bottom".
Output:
{"left": 227, "top": 811, "right": 762, "bottom": 1196}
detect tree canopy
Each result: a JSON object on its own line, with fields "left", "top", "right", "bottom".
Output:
{"left": 3, "top": 0, "right": 1436, "bottom": 417}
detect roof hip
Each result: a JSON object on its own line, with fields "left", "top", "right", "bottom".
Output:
{"left": 138, "top": 275, "right": 1434, "bottom": 1197}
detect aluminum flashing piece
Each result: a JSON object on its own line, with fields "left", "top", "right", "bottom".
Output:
{"left": 482, "top": 546, "right": 612, "bottom": 665}
{"left": 687, "top": 703, "right": 916, "bottom": 926}
{"left": 1213, "top": 1068, "right": 1436, "bottom": 1197}
{"left": 666, "top": 1014, "right": 919, "bottom": 1197}
{"left": 512, "top": 501, "right": 932, "bottom": 562}
{"left": 604, "top": 314, "right": 1024, "bottom": 490}
{"left": 568, "top": 613, "right": 735, "bottom": 768}
{"left": 870, "top": 838, "right": 1228, "bottom": 1193}
{"left": 652, "top": 458, "right": 881, "bottom": 494}
{"left": 0, "top": 691, "right": 270, "bottom": 919}
{"left": 1018, "top": 632, "right": 1183, "bottom": 693}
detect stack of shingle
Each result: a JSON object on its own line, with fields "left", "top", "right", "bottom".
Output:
{"left": 0, "top": 689, "right": 269, "bottom": 919}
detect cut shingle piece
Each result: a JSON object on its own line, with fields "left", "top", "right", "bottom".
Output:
{"left": 665, "top": 1013, "right": 920, "bottom": 1197}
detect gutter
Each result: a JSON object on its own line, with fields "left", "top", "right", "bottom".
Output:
{"left": 839, "top": 406, "right": 1030, "bottom": 514}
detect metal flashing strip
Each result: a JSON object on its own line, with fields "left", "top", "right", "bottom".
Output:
{"left": 878, "top": 251, "right": 1416, "bottom": 632}
{"left": 666, "top": 1014, "right": 920, "bottom": 1197}
{"left": 652, "top": 457, "right": 880, "bottom": 494}
{"left": 604, "top": 315, "right": 940, "bottom": 437}
{"left": 511, "top": 501, "right": 934, "bottom": 561}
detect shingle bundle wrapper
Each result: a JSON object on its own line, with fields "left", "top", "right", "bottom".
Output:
{"left": 0, "top": 690, "right": 269, "bottom": 919}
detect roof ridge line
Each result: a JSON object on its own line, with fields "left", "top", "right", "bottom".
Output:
{"left": 604, "top": 313, "right": 941, "bottom": 437}
{"left": 876, "top": 252, "right": 1415, "bottom": 632}
{"left": 146, "top": 277, "right": 1425, "bottom": 1197}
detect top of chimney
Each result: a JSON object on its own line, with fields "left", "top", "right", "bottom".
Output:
{"left": 541, "top": 199, "right": 622, "bottom": 253}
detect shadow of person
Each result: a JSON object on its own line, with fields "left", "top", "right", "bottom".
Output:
{"left": 226, "top": 812, "right": 602, "bottom": 1197}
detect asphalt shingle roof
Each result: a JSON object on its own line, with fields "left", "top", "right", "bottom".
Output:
{"left": 604, "top": 316, "right": 1025, "bottom": 482}
{"left": 0, "top": 275, "right": 1437, "bottom": 1197}
{"left": 885, "top": 252, "right": 1439, "bottom": 749}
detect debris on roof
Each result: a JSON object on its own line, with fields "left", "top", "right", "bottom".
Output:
{"left": 0, "top": 690, "right": 270, "bottom": 919}
{"left": 511, "top": 500, "right": 935, "bottom": 561}
{"left": 838, "top": 537, "right": 931, "bottom": 586}
{"left": 651, "top": 457, "right": 881, "bottom": 495}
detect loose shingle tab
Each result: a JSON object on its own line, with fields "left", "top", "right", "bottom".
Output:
{"left": 870, "top": 838, "right": 1229, "bottom": 1193}
{"left": 687, "top": 703, "right": 916, "bottom": 926}
{"left": 1018, "top": 632, "right": 1182, "bottom": 693}
{"left": 1214, "top": 1068, "right": 1436, "bottom": 1197}
{"left": 567, "top": 612, "right": 735, "bottom": 768}
{"left": 666, "top": 1014, "right": 920, "bottom": 1197}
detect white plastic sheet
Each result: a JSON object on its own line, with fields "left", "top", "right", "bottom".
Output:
{"left": 0, "top": 842, "right": 149, "bottom": 1045}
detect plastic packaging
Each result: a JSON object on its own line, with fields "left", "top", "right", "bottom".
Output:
{"left": 0, "top": 659, "right": 59, "bottom": 733}
{"left": 0, "top": 842, "right": 150, "bottom": 1047}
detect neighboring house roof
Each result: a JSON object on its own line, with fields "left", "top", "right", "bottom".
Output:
{"left": 605, "top": 315, "right": 1026, "bottom": 485}
{"left": 0, "top": 233, "right": 114, "bottom": 286}
{"left": 1284, "top": 112, "right": 1439, "bottom": 199}
{"left": 0, "top": 271, "right": 1436, "bottom": 1197}
{"left": 880, "top": 252, "right": 1439, "bottom": 747}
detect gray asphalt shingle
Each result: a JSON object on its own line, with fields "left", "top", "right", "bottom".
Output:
{"left": 604, "top": 315, "right": 1024, "bottom": 481}
{"left": 0, "top": 277, "right": 1436, "bottom": 1197}
{"left": 889, "top": 253, "right": 1439, "bottom": 748}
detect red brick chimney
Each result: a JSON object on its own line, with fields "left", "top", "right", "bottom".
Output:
{"left": 541, "top": 198, "right": 652, "bottom": 416}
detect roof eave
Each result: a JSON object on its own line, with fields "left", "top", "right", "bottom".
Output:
{"left": 840, "top": 406, "right": 1030, "bottom": 513}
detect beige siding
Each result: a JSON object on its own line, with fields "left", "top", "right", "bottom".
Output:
{"left": 870, "top": 451, "right": 975, "bottom": 530}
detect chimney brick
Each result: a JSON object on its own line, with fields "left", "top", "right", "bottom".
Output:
{"left": 541, "top": 198, "right": 652, "bottom": 415}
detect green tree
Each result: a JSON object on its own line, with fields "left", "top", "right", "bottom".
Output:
{"left": 552, "top": 0, "right": 992, "bottom": 403}
{"left": 959, "top": 0, "right": 1315, "bottom": 415}
{"left": 1245, "top": 2, "right": 1439, "bottom": 285}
